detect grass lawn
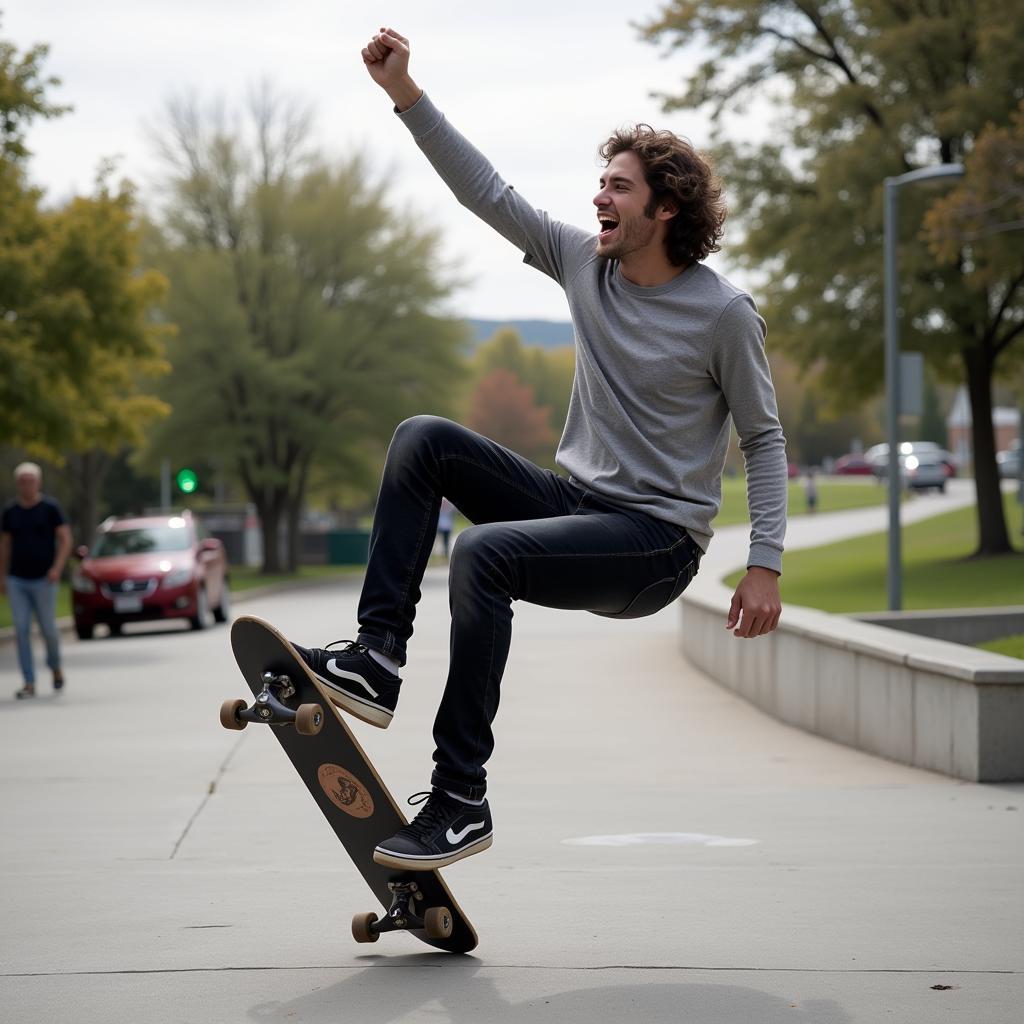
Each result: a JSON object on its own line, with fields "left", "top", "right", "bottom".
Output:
{"left": 228, "top": 563, "right": 364, "bottom": 592}
{"left": 715, "top": 477, "right": 887, "bottom": 527}
{"left": 726, "top": 494, "right": 1024, "bottom": 613}
{"left": 979, "top": 634, "right": 1024, "bottom": 659}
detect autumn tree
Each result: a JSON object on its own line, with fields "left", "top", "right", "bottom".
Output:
{"left": 642, "top": 0, "right": 1024, "bottom": 555}
{"left": 466, "top": 368, "right": 558, "bottom": 463}
{"left": 471, "top": 327, "right": 574, "bottom": 466}
{"left": 0, "top": 27, "right": 170, "bottom": 539}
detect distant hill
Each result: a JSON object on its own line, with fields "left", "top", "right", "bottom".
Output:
{"left": 466, "top": 318, "right": 574, "bottom": 349}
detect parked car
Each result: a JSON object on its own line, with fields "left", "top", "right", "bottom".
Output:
{"left": 997, "top": 440, "right": 1021, "bottom": 479}
{"left": 832, "top": 454, "right": 875, "bottom": 476}
{"left": 865, "top": 442, "right": 957, "bottom": 478}
{"left": 72, "top": 512, "right": 230, "bottom": 639}
{"left": 903, "top": 453, "right": 947, "bottom": 492}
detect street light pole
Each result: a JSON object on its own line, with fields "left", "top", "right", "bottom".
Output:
{"left": 883, "top": 163, "right": 964, "bottom": 610}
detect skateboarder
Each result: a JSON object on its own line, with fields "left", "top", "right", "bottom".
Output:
{"left": 292, "top": 27, "right": 788, "bottom": 870}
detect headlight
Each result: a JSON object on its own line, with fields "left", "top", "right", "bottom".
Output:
{"left": 72, "top": 572, "right": 96, "bottom": 594}
{"left": 162, "top": 568, "right": 193, "bottom": 589}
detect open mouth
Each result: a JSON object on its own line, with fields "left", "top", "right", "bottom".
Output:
{"left": 598, "top": 216, "right": 619, "bottom": 241}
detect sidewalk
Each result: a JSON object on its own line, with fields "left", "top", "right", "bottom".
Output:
{"left": 0, "top": 477, "right": 983, "bottom": 647}
{"left": 2, "top": 478, "right": 1021, "bottom": 1023}
{"left": 699, "top": 477, "right": 979, "bottom": 580}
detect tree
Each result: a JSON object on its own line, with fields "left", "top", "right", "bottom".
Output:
{"left": 0, "top": 27, "right": 170, "bottom": 542}
{"left": 148, "top": 87, "right": 467, "bottom": 572}
{"left": 642, "top": 0, "right": 1024, "bottom": 555}
{"left": 472, "top": 327, "right": 575, "bottom": 467}
{"left": 0, "top": 25, "right": 68, "bottom": 161}
{"left": 466, "top": 368, "right": 557, "bottom": 462}
{"left": 925, "top": 100, "right": 1024, "bottom": 405}
{"left": 44, "top": 179, "right": 171, "bottom": 541}
{"left": 0, "top": 26, "right": 71, "bottom": 453}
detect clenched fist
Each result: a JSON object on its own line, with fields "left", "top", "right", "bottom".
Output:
{"left": 362, "top": 27, "right": 421, "bottom": 111}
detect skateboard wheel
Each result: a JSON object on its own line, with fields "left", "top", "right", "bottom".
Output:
{"left": 424, "top": 906, "right": 453, "bottom": 940}
{"left": 295, "top": 703, "right": 324, "bottom": 736}
{"left": 352, "top": 912, "right": 379, "bottom": 943}
{"left": 220, "top": 698, "right": 248, "bottom": 731}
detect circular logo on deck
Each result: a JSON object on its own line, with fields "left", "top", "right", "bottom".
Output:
{"left": 317, "top": 764, "right": 374, "bottom": 818}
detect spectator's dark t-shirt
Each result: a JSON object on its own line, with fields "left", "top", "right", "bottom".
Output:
{"left": 2, "top": 497, "right": 67, "bottom": 580}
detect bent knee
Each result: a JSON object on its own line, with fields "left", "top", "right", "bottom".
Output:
{"left": 389, "top": 415, "right": 463, "bottom": 459}
{"left": 450, "top": 524, "right": 512, "bottom": 578}
{"left": 392, "top": 414, "right": 457, "bottom": 444}
{"left": 450, "top": 524, "right": 492, "bottom": 564}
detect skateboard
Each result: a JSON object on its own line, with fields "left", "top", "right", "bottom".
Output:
{"left": 221, "top": 614, "right": 477, "bottom": 953}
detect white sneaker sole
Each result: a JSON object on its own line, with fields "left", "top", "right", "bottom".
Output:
{"left": 314, "top": 675, "right": 394, "bottom": 729}
{"left": 372, "top": 833, "right": 493, "bottom": 871}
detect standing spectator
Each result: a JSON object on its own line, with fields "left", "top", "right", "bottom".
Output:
{"left": 804, "top": 467, "right": 819, "bottom": 514}
{"left": 1, "top": 463, "right": 72, "bottom": 698}
{"left": 436, "top": 498, "right": 456, "bottom": 561}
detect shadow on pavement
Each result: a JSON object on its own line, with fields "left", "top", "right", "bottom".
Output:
{"left": 247, "top": 955, "right": 852, "bottom": 1024}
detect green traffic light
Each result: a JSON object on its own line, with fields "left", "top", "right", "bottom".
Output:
{"left": 176, "top": 468, "right": 198, "bottom": 494}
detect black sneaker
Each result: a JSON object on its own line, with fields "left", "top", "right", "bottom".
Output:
{"left": 53, "top": 670, "right": 64, "bottom": 692}
{"left": 15, "top": 685, "right": 36, "bottom": 700}
{"left": 373, "top": 789, "right": 493, "bottom": 870}
{"left": 291, "top": 640, "right": 401, "bottom": 729}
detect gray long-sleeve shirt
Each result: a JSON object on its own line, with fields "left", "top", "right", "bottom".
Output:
{"left": 398, "top": 94, "right": 788, "bottom": 573}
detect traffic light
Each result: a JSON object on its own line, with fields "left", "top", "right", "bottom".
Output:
{"left": 175, "top": 468, "right": 198, "bottom": 494}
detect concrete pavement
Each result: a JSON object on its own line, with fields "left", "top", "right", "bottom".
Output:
{"left": 2, "top": 480, "right": 1022, "bottom": 1023}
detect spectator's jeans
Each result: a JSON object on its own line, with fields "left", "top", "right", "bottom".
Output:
{"left": 355, "top": 416, "right": 701, "bottom": 800}
{"left": 6, "top": 575, "right": 61, "bottom": 685}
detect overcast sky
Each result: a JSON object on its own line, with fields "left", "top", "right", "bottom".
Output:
{"left": 4, "top": 2, "right": 766, "bottom": 320}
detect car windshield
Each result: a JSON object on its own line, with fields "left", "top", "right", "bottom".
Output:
{"left": 91, "top": 524, "right": 192, "bottom": 557}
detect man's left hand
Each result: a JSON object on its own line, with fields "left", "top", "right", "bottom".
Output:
{"left": 46, "top": 566, "right": 60, "bottom": 583}
{"left": 726, "top": 566, "right": 782, "bottom": 638}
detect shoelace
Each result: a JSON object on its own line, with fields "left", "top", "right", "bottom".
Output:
{"left": 323, "top": 640, "right": 366, "bottom": 655}
{"left": 399, "top": 790, "right": 458, "bottom": 839}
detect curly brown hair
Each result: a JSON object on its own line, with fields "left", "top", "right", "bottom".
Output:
{"left": 599, "top": 126, "right": 726, "bottom": 266}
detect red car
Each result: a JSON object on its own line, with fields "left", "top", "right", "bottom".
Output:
{"left": 833, "top": 454, "right": 875, "bottom": 476}
{"left": 71, "top": 512, "right": 230, "bottom": 639}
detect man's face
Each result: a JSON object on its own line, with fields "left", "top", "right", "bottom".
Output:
{"left": 15, "top": 472, "right": 41, "bottom": 504}
{"left": 593, "top": 150, "right": 666, "bottom": 261}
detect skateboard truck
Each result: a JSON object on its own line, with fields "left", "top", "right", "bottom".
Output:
{"left": 352, "top": 880, "right": 454, "bottom": 943}
{"left": 220, "top": 672, "right": 324, "bottom": 736}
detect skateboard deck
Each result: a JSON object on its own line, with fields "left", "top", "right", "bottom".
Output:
{"left": 222, "top": 614, "right": 477, "bottom": 953}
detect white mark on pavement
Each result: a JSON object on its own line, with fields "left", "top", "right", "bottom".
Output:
{"left": 562, "top": 832, "right": 759, "bottom": 847}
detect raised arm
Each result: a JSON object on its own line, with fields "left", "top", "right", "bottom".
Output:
{"left": 360, "top": 28, "right": 593, "bottom": 287}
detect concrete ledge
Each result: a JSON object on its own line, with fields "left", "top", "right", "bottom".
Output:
{"left": 679, "top": 579, "right": 1024, "bottom": 782}
{"left": 853, "top": 606, "right": 1024, "bottom": 646}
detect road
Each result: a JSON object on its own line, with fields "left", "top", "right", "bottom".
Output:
{"left": 2, "top": 483, "right": 1022, "bottom": 1024}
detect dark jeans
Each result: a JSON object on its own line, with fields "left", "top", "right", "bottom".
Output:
{"left": 356, "top": 416, "right": 701, "bottom": 800}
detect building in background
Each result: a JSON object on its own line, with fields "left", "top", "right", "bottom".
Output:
{"left": 946, "top": 387, "right": 1020, "bottom": 468}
